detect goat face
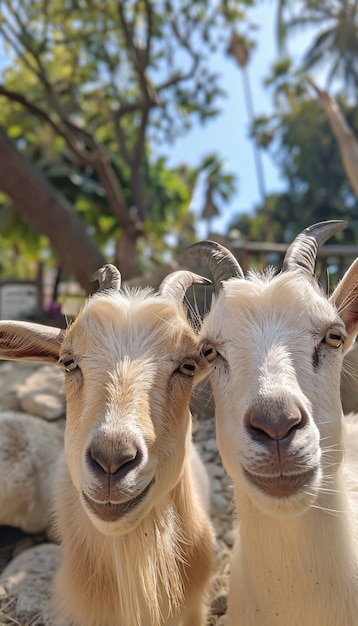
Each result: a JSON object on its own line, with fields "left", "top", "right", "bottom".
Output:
{"left": 200, "top": 269, "right": 347, "bottom": 519}
{"left": 60, "top": 291, "right": 207, "bottom": 535}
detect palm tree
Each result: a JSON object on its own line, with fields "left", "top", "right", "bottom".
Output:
{"left": 277, "top": 1, "right": 358, "bottom": 94}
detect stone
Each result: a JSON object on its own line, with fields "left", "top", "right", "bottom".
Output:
{"left": 204, "top": 437, "right": 219, "bottom": 453}
{"left": 210, "top": 477, "right": 224, "bottom": 493}
{"left": 0, "top": 543, "right": 61, "bottom": 626}
{"left": 17, "top": 365, "right": 66, "bottom": 420}
{"left": 206, "top": 462, "right": 226, "bottom": 479}
{"left": 223, "top": 527, "right": 236, "bottom": 547}
{"left": 211, "top": 491, "right": 231, "bottom": 515}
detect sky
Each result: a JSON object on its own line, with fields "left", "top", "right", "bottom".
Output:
{"left": 165, "top": 2, "right": 295, "bottom": 237}
{"left": 0, "top": 2, "right": 313, "bottom": 240}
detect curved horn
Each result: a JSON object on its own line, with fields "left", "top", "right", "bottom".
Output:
{"left": 159, "top": 271, "right": 211, "bottom": 301}
{"left": 186, "top": 240, "right": 244, "bottom": 292}
{"left": 91, "top": 264, "right": 122, "bottom": 292}
{"left": 282, "top": 220, "right": 348, "bottom": 274}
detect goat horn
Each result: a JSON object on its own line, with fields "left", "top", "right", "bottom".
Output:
{"left": 186, "top": 240, "right": 244, "bottom": 292}
{"left": 91, "top": 264, "right": 122, "bottom": 291}
{"left": 282, "top": 220, "right": 348, "bottom": 274}
{"left": 159, "top": 271, "right": 211, "bottom": 300}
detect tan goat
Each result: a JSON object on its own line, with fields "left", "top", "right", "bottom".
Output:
{"left": 0, "top": 266, "right": 215, "bottom": 626}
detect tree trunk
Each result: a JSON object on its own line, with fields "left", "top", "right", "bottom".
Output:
{"left": 0, "top": 126, "right": 106, "bottom": 294}
{"left": 310, "top": 80, "right": 358, "bottom": 199}
{"left": 114, "top": 215, "right": 143, "bottom": 280}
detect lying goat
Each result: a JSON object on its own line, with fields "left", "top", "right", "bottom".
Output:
{"left": 0, "top": 266, "right": 215, "bottom": 626}
{"left": 189, "top": 221, "right": 358, "bottom": 626}
{"left": 0, "top": 410, "right": 63, "bottom": 535}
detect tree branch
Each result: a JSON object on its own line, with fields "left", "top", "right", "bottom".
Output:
{"left": 117, "top": 1, "right": 158, "bottom": 105}
{"left": 3, "top": 9, "right": 67, "bottom": 120}
{"left": 0, "top": 85, "right": 98, "bottom": 167}
{"left": 142, "top": 0, "right": 154, "bottom": 68}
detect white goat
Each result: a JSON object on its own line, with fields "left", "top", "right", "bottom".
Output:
{"left": 0, "top": 410, "right": 63, "bottom": 535}
{"left": 189, "top": 221, "right": 358, "bottom": 626}
{"left": 0, "top": 266, "right": 215, "bottom": 626}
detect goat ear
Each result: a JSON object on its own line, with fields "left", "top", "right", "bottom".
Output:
{"left": 0, "top": 321, "right": 64, "bottom": 364}
{"left": 330, "top": 258, "right": 358, "bottom": 352}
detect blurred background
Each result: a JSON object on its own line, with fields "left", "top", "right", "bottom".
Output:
{"left": 0, "top": 0, "right": 358, "bottom": 323}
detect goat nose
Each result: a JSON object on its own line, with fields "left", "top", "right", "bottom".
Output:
{"left": 244, "top": 401, "right": 307, "bottom": 441}
{"left": 88, "top": 443, "right": 142, "bottom": 479}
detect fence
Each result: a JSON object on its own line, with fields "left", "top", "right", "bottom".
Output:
{"left": 226, "top": 239, "right": 358, "bottom": 282}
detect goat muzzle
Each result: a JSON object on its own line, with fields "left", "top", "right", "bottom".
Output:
{"left": 86, "top": 439, "right": 145, "bottom": 497}
{"left": 82, "top": 477, "right": 155, "bottom": 523}
{"left": 244, "top": 399, "right": 308, "bottom": 442}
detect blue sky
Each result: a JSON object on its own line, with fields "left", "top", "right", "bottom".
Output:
{"left": 164, "top": 2, "right": 298, "bottom": 237}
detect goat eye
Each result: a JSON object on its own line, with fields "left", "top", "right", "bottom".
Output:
{"left": 324, "top": 329, "right": 343, "bottom": 348}
{"left": 63, "top": 358, "right": 79, "bottom": 372}
{"left": 178, "top": 360, "right": 197, "bottom": 377}
{"left": 201, "top": 343, "right": 218, "bottom": 363}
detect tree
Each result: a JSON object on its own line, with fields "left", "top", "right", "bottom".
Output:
{"left": 0, "top": 0, "right": 244, "bottom": 286}
{"left": 309, "top": 80, "right": 358, "bottom": 201}
{"left": 230, "top": 73, "right": 358, "bottom": 243}
{"left": 222, "top": 2, "right": 358, "bottom": 250}
{"left": 276, "top": 0, "right": 358, "bottom": 95}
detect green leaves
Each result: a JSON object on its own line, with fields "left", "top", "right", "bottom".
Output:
{"left": 276, "top": 0, "right": 358, "bottom": 94}
{"left": 232, "top": 89, "right": 358, "bottom": 245}
{"left": 0, "top": 0, "right": 247, "bottom": 279}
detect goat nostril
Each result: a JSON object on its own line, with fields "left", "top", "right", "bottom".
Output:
{"left": 245, "top": 404, "right": 305, "bottom": 441}
{"left": 88, "top": 445, "right": 141, "bottom": 476}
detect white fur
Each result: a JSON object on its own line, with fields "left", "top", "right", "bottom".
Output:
{"left": 0, "top": 411, "right": 63, "bottom": 535}
{"left": 200, "top": 263, "right": 358, "bottom": 626}
{"left": 0, "top": 287, "right": 215, "bottom": 626}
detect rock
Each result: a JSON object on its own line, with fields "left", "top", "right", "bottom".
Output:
{"left": 205, "top": 462, "right": 226, "bottom": 479}
{"left": 0, "top": 543, "right": 61, "bottom": 625}
{"left": 203, "top": 437, "right": 219, "bottom": 453}
{"left": 17, "top": 366, "right": 66, "bottom": 420}
{"left": 223, "top": 527, "right": 236, "bottom": 547}
{"left": 211, "top": 492, "right": 231, "bottom": 515}
{"left": 211, "top": 593, "right": 227, "bottom": 616}
{"left": 210, "top": 477, "right": 224, "bottom": 493}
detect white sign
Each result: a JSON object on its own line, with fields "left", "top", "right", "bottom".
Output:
{"left": 0, "top": 283, "right": 38, "bottom": 320}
